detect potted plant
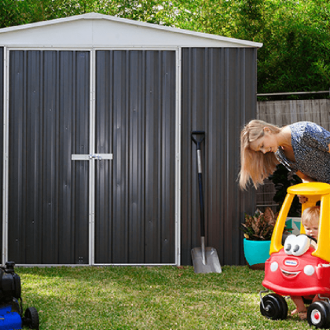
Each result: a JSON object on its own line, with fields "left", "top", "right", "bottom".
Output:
{"left": 241, "top": 207, "right": 278, "bottom": 270}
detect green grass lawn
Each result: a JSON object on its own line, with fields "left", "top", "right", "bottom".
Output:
{"left": 17, "top": 265, "right": 311, "bottom": 329}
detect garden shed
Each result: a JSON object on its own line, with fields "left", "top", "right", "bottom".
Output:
{"left": 0, "top": 13, "right": 262, "bottom": 266}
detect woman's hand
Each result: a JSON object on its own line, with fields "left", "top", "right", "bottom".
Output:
{"left": 295, "top": 171, "right": 314, "bottom": 203}
{"left": 296, "top": 170, "right": 315, "bottom": 183}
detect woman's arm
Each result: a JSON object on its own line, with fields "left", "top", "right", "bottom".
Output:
{"left": 295, "top": 171, "right": 315, "bottom": 203}
{"left": 296, "top": 170, "right": 315, "bottom": 183}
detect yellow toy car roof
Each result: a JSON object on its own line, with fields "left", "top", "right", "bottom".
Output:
{"left": 288, "top": 182, "right": 330, "bottom": 195}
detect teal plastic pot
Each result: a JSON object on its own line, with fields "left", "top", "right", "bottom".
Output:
{"left": 243, "top": 238, "right": 271, "bottom": 266}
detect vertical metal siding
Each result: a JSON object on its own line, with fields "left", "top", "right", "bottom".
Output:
{"left": 4, "top": 45, "right": 258, "bottom": 266}
{"left": 0, "top": 47, "right": 3, "bottom": 252}
{"left": 95, "top": 50, "right": 176, "bottom": 264}
{"left": 8, "top": 50, "right": 90, "bottom": 264}
{"left": 181, "top": 48, "right": 257, "bottom": 266}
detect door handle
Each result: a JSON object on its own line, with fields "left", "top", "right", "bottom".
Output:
{"left": 72, "top": 153, "right": 113, "bottom": 161}
{"left": 92, "top": 154, "right": 113, "bottom": 160}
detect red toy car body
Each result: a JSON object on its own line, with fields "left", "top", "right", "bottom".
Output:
{"left": 263, "top": 247, "right": 330, "bottom": 296}
{"left": 259, "top": 182, "right": 330, "bottom": 328}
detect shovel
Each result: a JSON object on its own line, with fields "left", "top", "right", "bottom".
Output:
{"left": 191, "top": 131, "right": 222, "bottom": 274}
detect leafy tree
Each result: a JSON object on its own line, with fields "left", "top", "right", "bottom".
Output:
{"left": 256, "top": 0, "right": 330, "bottom": 95}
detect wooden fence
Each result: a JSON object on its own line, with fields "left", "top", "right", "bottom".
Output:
{"left": 257, "top": 99, "right": 330, "bottom": 130}
{"left": 256, "top": 99, "right": 330, "bottom": 210}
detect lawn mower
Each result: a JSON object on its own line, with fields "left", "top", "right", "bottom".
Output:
{"left": 259, "top": 182, "right": 330, "bottom": 328}
{"left": 0, "top": 261, "right": 39, "bottom": 329}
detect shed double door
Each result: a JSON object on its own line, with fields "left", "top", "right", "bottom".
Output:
{"left": 7, "top": 49, "right": 176, "bottom": 265}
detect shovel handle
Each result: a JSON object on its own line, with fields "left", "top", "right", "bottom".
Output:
{"left": 192, "top": 131, "right": 206, "bottom": 237}
{"left": 198, "top": 172, "right": 205, "bottom": 237}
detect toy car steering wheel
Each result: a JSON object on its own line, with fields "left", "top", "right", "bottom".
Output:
{"left": 306, "top": 235, "right": 317, "bottom": 244}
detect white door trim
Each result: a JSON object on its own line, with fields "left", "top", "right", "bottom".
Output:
{"left": 2, "top": 47, "right": 181, "bottom": 267}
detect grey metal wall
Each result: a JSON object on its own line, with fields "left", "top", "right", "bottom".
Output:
{"left": 0, "top": 47, "right": 3, "bottom": 252}
{"left": 8, "top": 50, "right": 90, "bottom": 264}
{"left": 6, "top": 49, "right": 176, "bottom": 265}
{"left": 94, "top": 50, "right": 176, "bottom": 264}
{"left": 181, "top": 48, "right": 257, "bottom": 266}
{"left": 4, "top": 47, "right": 258, "bottom": 266}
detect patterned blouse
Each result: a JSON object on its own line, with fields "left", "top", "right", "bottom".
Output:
{"left": 275, "top": 121, "right": 330, "bottom": 183}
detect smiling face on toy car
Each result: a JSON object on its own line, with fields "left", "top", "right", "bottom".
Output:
{"left": 279, "top": 234, "right": 315, "bottom": 278}
{"left": 262, "top": 234, "right": 330, "bottom": 296}
{"left": 269, "top": 234, "right": 315, "bottom": 280}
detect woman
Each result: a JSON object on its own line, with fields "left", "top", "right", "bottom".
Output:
{"left": 239, "top": 120, "right": 330, "bottom": 190}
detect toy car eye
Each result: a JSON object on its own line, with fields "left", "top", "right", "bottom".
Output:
{"left": 283, "top": 234, "right": 310, "bottom": 256}
{"left": 292, "top": 235, "right": 310, "bottom": 256}
{"left": 284, "top": 234, "right": 296, "bottom": 255}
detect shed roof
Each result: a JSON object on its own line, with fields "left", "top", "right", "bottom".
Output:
{"left": 0, "top": 12, "right": 263, "bottom": 48}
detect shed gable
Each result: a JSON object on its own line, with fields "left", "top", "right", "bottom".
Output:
{"left": 0, "top": 13, "right": 262, "bottom": 48}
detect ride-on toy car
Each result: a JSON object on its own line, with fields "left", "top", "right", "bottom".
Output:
{"left": 260, "top": 182, "right": 330, "bottom": 328}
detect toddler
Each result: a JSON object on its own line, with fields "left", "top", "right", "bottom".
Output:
{"left": 290, "top": 206, "right": 320, "bottom": 320}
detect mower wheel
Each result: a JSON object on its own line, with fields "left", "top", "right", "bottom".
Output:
{"left": 260, "top": 293, "right": 288, "bottom": 320}
{"left": 307, "top": 301, "right": 330, "bottom": 329}
{"left": 24, "top": 307, "right": 39, "bottom": 330}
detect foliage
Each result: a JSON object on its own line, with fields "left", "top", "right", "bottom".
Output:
{"left": 241, "top": 207, "right": 277, "bottom": 241}
{"left": 256, "top": 0, "right": 330, "bottom": 96}
{"left": 17, "top": 265, "right": 312, "bottom": 329}
{"left": 269, "top": 164, "right": 302, "bottom": 217}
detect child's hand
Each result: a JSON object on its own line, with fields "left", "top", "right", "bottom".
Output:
{"left": 298, "top": 195, "right": 308, "bottom": 203}
{"left": 310, "top": 240, "right": 317, "bottom": 250}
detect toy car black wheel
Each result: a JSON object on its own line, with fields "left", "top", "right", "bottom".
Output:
{"left": 307, "top": 301, "right": 330, "bottom": 329}
{"left": 24, "top": 307, "right": 39, "bottom": 330}
{"left": 260, "top": 293, "right": 288, "bottom": 320}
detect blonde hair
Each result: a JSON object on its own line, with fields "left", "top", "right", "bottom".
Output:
{"left": 302, "top": 206, "right": 320, "bottom": 226}
{"left": 239, "top": 120, "right": 280, "bottom": 190}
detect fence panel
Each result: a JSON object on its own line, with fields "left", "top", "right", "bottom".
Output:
{"left": 257, "top": 99, "right": 330, "bottom": 129}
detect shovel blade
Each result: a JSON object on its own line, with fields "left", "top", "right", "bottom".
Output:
{"left": 191, "top": 247, "right": 222, "bottom": 273}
